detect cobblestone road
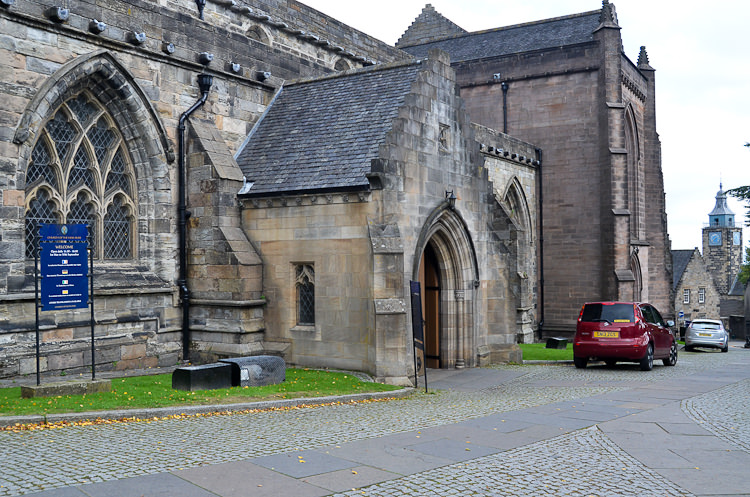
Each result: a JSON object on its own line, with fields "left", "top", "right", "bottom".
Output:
{"left": 1, "top": 348, "right": 747, "bottom": 496}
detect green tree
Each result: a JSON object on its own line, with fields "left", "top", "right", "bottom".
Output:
{"left": 725, "top": 142, "right": 750, "bottom": 284}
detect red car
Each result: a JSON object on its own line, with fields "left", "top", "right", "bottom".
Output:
{"left": 573, "top": 302, "right": 677, "bottom": 370}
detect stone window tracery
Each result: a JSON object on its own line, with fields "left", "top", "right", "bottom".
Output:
{"left": 24, "top": 92, "right": 136, "bottom": 260}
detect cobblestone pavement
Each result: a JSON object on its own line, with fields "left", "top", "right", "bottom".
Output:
{"left": 1, "top": 346, "right": 748, "bottom": 496}
{"left": 328, "top": 426, "right": 693, "bottom": 497}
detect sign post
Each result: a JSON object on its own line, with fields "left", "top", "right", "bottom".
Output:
{"left": 410, "top": 280, "right": 428, "bottom": 392}
{"left": 36, "top": 224, "right": 92, "bottom": 383}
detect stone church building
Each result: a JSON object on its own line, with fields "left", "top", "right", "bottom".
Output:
{"left": 397, "top": 2, "right": 672, "bottom": 335}
{"left": 0, "top": 0, "right": 670, "bottom": 383}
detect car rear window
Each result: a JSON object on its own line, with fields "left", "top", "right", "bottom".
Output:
{"left": 692, "top": 322, "right": 721, "bottom": 330}
{"left": 580, "top": 303, "right": 634, "bottom": 323}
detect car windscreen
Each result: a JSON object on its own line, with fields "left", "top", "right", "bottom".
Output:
{"left": 691, "top": 322, "right": 721, "bottom": 330}
{"left": 581, "top": 303, "right": 634, "bottom": 323}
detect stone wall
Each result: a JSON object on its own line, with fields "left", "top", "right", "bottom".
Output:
{"left": 0, "top": 0, "right": 406, "bottom": 378}
{"left": 451, "top": 29, "right": 670, "bottom": 335}
{"left": 238, "top": 52, "right": 535, "bottom": 381}
{"left": 239, "top": 194, "right": 376, "bottom": 373}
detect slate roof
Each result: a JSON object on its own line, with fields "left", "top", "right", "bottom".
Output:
{"left": 671, "top": 249, "right": 695, "bottom": 290}
{"left": 399, "top": 11, "right": 602, "bottom": 63}
{"left": 235, "top": 62, "right": 421, "bottom": 196}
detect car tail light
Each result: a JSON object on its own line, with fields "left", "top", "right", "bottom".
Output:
{"left": 577, "top": 305, "right": 584, "bottom": 323}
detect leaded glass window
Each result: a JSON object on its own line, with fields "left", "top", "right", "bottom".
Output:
{"left": 104, "top": 195, "right": 132, "bottom": 259}
{"left": 295, "top": 264, "right": 315, "bottom": 325}
{"left": 24, "top": 92, "right": 136, "bottom": 260}
{"left": 25, "top": 189, "right": 59, "bottom": 257}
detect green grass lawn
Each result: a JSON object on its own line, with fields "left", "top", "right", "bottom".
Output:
{"left": 519, "top": 342, "right": 573, "bottom": 361}
{"left": 0, "top": 369, "right": 401, "bottom": 417}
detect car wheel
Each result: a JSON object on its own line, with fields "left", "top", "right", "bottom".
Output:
{"left": 573, "top": 356, "right": 587, "bottom": 369}
{"left": 663, "top": 341, "right": 678, "bottom": 366}
{"left": 640, "top": 343, "right": 654, "bottom": 371}
{"left": 721, "top": 342, "right": 729, "bottom": 353}
{"left": 685, "top": 345, "right": 693, "bottom": 352}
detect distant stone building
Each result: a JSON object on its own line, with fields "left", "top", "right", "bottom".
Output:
{"left": 397, "top": 2, "right": 673, "bottom": 336}
{"left": 701, "top": 185, "right": 745, "bottom": 333}
{"left": 671, "top": 248, "right": 720, "bottom": 329}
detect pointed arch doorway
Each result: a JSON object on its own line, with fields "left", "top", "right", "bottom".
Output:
{"left": 419, "top": 243, "right": 441, "bottom": 368}
{"left": 414, "top": 207, "right": 479, "bottom": 370}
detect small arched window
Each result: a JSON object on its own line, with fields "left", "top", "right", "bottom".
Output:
{"left": 25, "top": 92, "right": 136, "bottom": 260}
{"left": 295, "top": 264, "right": 315, "bottom": 325}
{"left": 334, "top": 59, "right": 351, "bottom": 72}
{"left": 247, "top": 25, "right": 270, "bottom": 45}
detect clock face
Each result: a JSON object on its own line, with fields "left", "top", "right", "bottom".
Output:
{"left": 734, "top": 231, "right": 741, "bottom": 245}
{"left": 709, "top": 232, "right": 722, "bottom": 246}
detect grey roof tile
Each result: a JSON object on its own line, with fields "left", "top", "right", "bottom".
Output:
{"left": 400, "top": 11, "right": 601, "bottom": 62}
{"left": 671, "top": 249, "right": 695, "bottom": 290}
{"left": 236, "top": 63, "right": 421, "bottom": 196}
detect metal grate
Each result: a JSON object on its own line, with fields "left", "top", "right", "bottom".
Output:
{"left": 25, "top": 190, "right": 58, "bottom": 258}
{"left": 103, "top": 196, "right": 131, "bottom": 259}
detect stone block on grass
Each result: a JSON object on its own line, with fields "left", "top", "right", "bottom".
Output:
{"left": 219, "top": 355, "right": 285, "bottom": 387}
{"left": 172, "top": 363, "right": 232, "bottom": 391}
{"left": 545, "top": 337, "right": 568, "bottom": 349}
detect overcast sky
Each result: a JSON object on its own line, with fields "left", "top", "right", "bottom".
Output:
{"left": 302, "top": 0, "right": 750, "bottom": 253}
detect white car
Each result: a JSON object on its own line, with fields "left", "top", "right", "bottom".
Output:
{"left": 684, "top": 319, "right": 729, "bottom": 352}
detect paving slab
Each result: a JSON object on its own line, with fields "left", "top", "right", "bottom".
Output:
{"left": 251, "top": 450, "right": 357, "bottom": 478}
{"left": 301, "top": 465, "right": 399, "bottom": 492}
{"left": 52, "top": 473, "right": 217, "bottom": 497}
{"left": 323, "top": 435, "right": 455, "bottom": 474}
{"left": 408, "top": 437, "right": 498, "bottom": 462}
{"left": 175, "top": 460, "right": 329, "bottom": 497}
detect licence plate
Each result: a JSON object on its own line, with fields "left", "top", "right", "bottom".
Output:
{"left": 698, "top": 333, "right": 712, "bottom": 337}
{"left": 593, "top": 331, "right": 619, "bottom": 338}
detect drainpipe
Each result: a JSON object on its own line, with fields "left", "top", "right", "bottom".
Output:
{"left": 178, "top": 73, "right": 213, "bottom": 361}
{"left": 501, "top": 81, "right": 509, "bottom": 134}
{"left": 535, "top": 147, "right": 544, "bottom": 340}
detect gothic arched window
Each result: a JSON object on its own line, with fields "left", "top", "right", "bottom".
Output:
{"left": 295, "top": 264, "right": 315, "bottom": 325}
{"left": 24, "top": 92, "right": 137, "bottom": 260}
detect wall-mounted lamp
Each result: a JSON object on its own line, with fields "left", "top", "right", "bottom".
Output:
{"left": 445, "top": 190, "right": 456, "bottom": 210}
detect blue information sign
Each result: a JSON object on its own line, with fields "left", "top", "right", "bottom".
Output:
{"left": 39, "top": 224, "right": 89, "bottom": 310}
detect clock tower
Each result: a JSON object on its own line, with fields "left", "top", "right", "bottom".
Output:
{"left": 702, "top": 184, "right": 743, "bottom": 294}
